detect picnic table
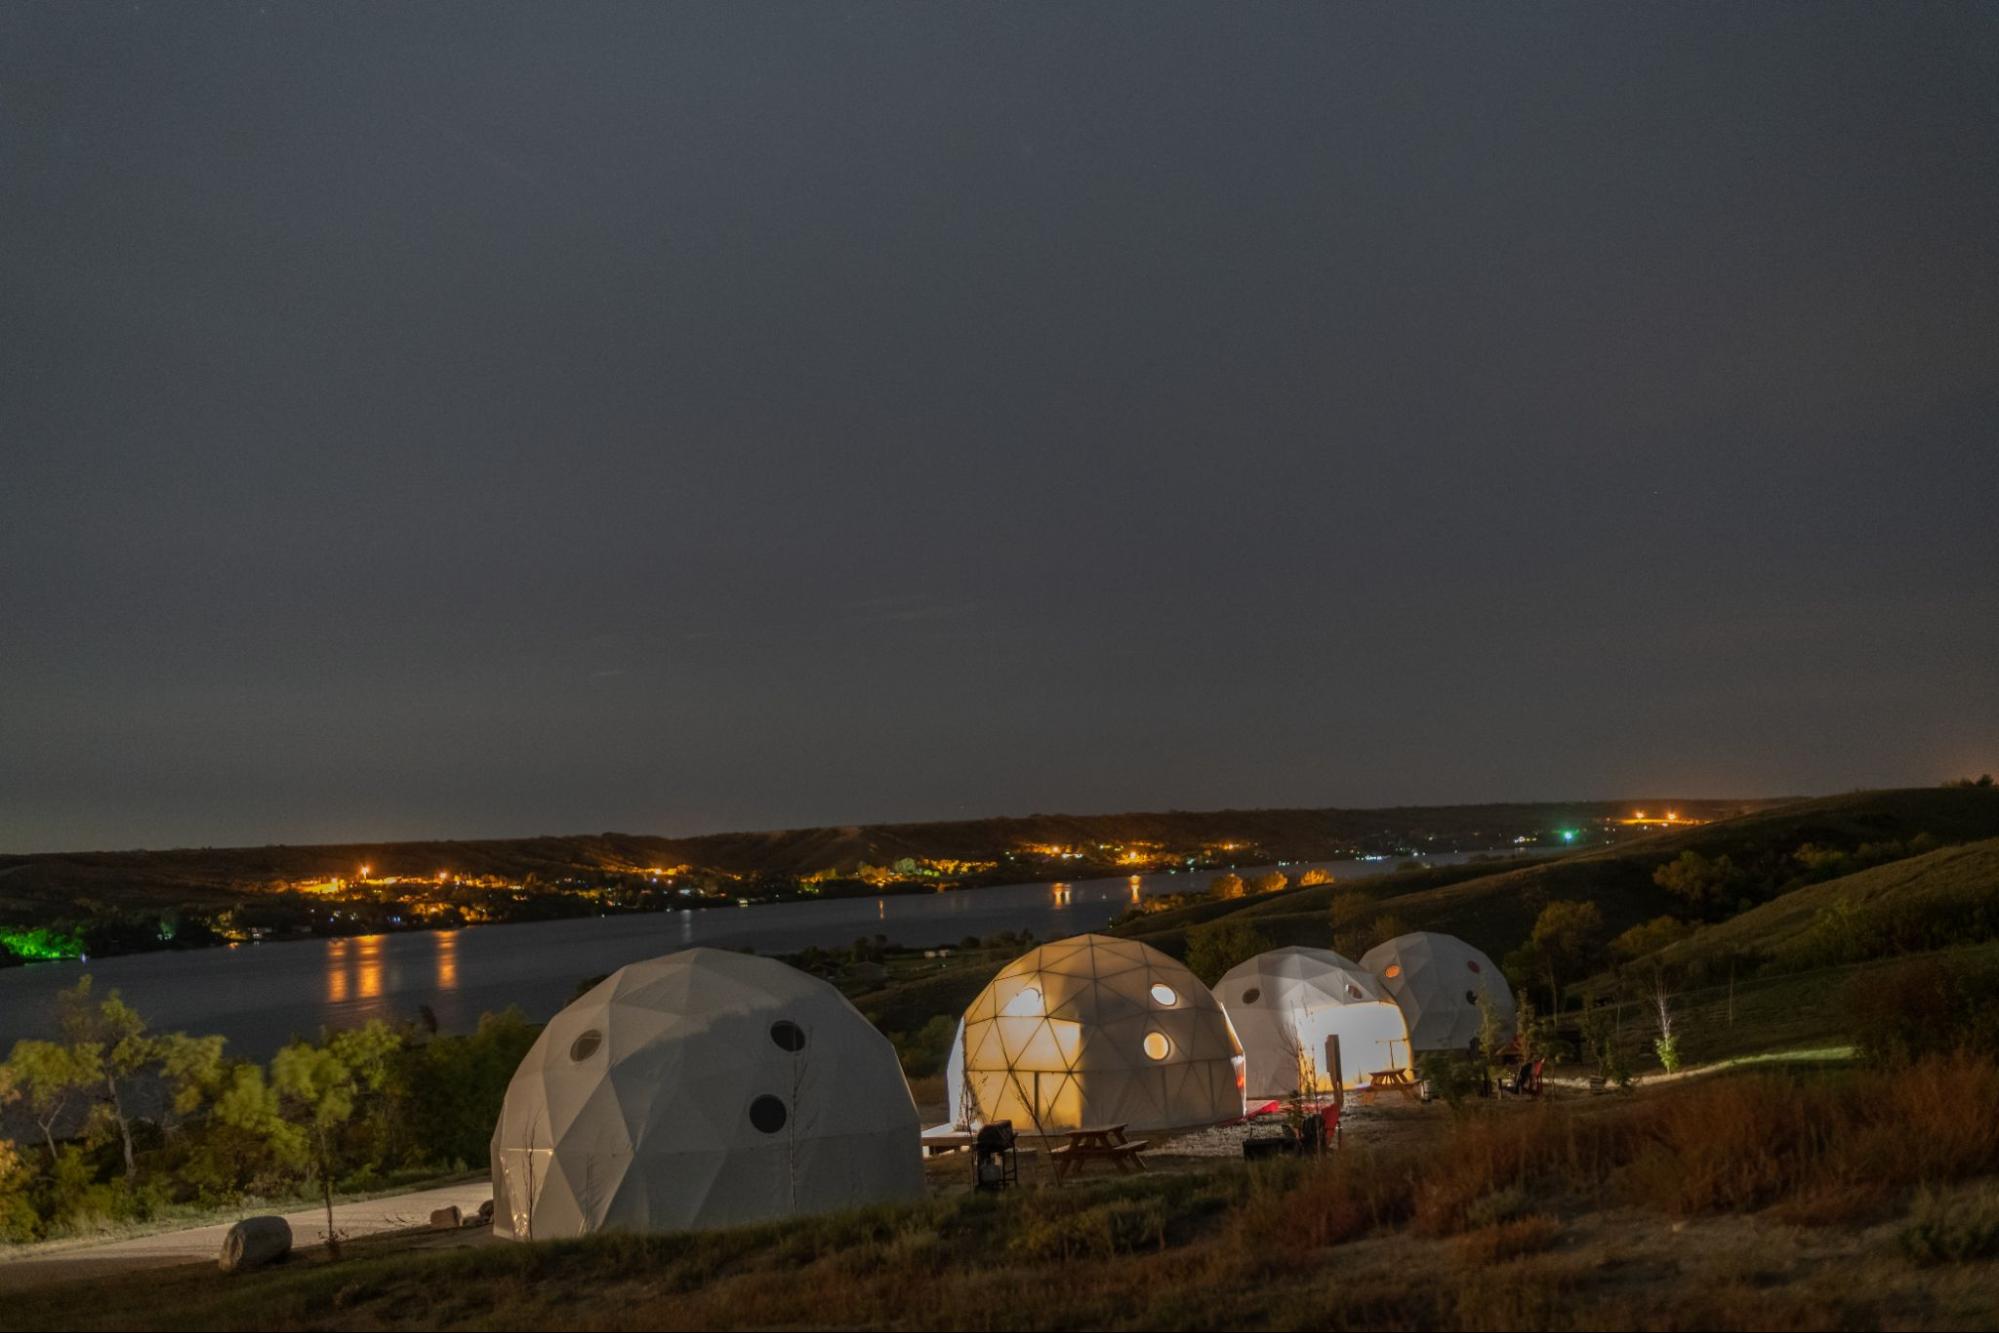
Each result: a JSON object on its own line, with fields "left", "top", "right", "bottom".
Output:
{"left": 1050, "top": 1124, "right": 1150, "bottom": 1181}
{"left": 1361, "top": 1067, "right": 1421, "bottom": 1101}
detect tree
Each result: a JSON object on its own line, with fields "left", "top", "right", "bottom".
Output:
{"left": 1526, "top": 899, "right": 1606, "bottom": 1012}
{"left": 270, "top": 1022, "right": 399, "bottom": 1255}
{"left": 1610, "top": 914, "right": 1693, "bottom": 962}
{"left": 0, "top": 1134, "right": 36, "bottom": 1242}
{"left": 1207, "top": 873, "right": 1246, "bottom": 901}
{"left": 1652, "top": 974, "right": 1681, "bottom": 1073}
{"left": 157, "top": 1032, "right": 228, "bottom": 1136}
{"left": 1184, "top": 919, "right": 1271, "bottom": 985}
{"left": 1652, "top": 851, "right": 1746, "bottom": 915}
{"left": 1248, "top": 871, "right": 1288, "bottom": 896}
{"left": 3, "top": 1039, "right": 99, "bottom": 1164}
{"left": 1297, "top": 867, "right": 1335, "bottom": 887}
{"left": 55, "top": 977, "right": 153, "bottom": 1176}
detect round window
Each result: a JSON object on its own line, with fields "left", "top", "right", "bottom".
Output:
{"left": 1143, "top": 1032, "right": 1172, "bottom": 1061}
{"left": 1465, "top": 990, "right": 1479, "bottom": 1004}
{"left": 1240, "top": 987, "right": 1261, "bottom": 1005}
{"left": 1149, "top": 983, "right": 1178, "bottom": 1006}
{"left": 568, "top": 1030, "right": 602, "bottom": 1062}
{"left": 748, "top": 1095, "right": 788, "bottom": 1134}
{"left": 1467, "top": 959, "right": 1482, "bottom": 974}
{"left": 1346, "top": 984, "right": 1365, "bottom": 1000}
{"left": 1384, "top": 964, "right": 1402, "bottom": 979}
{"left": 770, "top": 1019, "right": 806, "bottom": 1052}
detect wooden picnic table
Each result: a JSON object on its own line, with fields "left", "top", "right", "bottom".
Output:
{"left": 1050, "top": 1124, "right": 1150, "bottom": 1180}
{"left": 1362, "top": 1067, "right": 1421, "bottom": 1101}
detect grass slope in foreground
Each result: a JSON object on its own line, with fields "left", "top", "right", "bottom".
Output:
{"left": 14, "top": 1054, "right": 1999, "bottom": 1331}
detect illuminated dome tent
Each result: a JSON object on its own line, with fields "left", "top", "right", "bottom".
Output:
{"left": 1359, "top": 932, "right": 1515, "bottom": 1054}
{"left": 490, "top": 948, "right": 922, "bottom": 1240}
{"left": 948, "top": 934, "right": 1243, "bottom": 1132}
{"left": 1217, "top": 947, "right": 1413, "bottom": 1098}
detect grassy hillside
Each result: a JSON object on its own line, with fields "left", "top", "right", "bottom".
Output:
{"left": 1635, "top": 837, "right": 1999, "bottom": 975}
{"left": 853, "top": 789, "right": 1999, "bottom": 1047}
{"left": 14, "top": 1054, "right": 1999, "bottom": 1330}
{"left": 1144, "top": 788, "right": 1999, "bottom": 966}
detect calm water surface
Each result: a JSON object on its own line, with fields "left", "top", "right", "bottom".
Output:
{"left": 0, "top": 854, "right": 1486, "bottom": 1055}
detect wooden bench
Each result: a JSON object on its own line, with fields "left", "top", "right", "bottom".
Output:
{"left": 1050, "top": 1124, "right": 1150, "bottom": 1180}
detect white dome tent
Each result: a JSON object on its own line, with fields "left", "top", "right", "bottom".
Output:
{"left": 1359, "top": 932, "right": 1515, "bottom": 1054}
{"left": 947, "top": 934, "right": 1243, "bottom": 1133}
{"left": 490, "top": 948, "right": 922, "bottom": 1239}
{"left": 1216, "top": 947, "right": 1413, "bottom": 1098}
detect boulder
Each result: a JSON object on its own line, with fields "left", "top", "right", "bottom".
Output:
{"left": 218, "top": 1215, "right": 292, "bottom": 1273}
{"left": 428, "top": 1205, "right": 462, "bottom": 1230}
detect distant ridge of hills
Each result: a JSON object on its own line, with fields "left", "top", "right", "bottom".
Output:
{"left": 0, "top": 798, "right": 1772, "bottom": 916}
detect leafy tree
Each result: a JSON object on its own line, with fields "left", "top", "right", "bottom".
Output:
{"left": 1579, "top": 996, "right": 1630, "bottom": 1087}
{"left": 3, "top": 1039, "right": 99, "bottom": 1164}
{"left": 1296, "top": 867, "right": 1334, "bottom": 887}
{"left": 1611, "top": 914, "right": 1693, "bottom": 962}
{"left": 55, "top": 977, "right": 153, "bottom": 1176}
{"left": 1184, "top": 919, "right": 1271, "bottom": 985}
{"left": 1248, "top": 870, "right": 1288, "bottom": 896}
{"left": 388, "top": 1011, "right": 537, "bottom": 1169}
{"left": 1652, "top": 851, "right": 1746, "bottom": 915}
{"left": 1207, "top": 873, "right": 1246, "bottom": 901}
{"left": 0, "top": 1135, "right": 36, "bottom": 1241}
{"left": 269, "top": 1022, "right": 399, "bottom": 1253}
{"left": 1525, "top": 899, "right": 1606, "bottom": 1012}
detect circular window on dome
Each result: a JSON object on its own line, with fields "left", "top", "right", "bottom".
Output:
{"left": 1240, "top": 987, "right": 1261, "bottom": 1005}
{"left": 1467, "top": 959, "right": 1482, "bottom": 974}
{"left": 748, "top": 1095, "right": 788, "bottom": 1134}
{"left": 568, "top": 1030, "right": 602, "bottom": 1062}
{"left": 1143, "top": 1031, "right": 1172, "bottom": 1061}
{"left": 1384, "top": 964, "right": 1402, "bottom": 979}
{"left": 1346, "top": 983, "right": 1365, "bottom": 1000}
{"left": 1149, "top": 983, "right": 1179, "bottom": 1006}
{"left": 1466, "top": 990, "right": 1479, "bottom": 1004}
{"left": 770, "top": 1019, "right": 806, "bottom": 1052}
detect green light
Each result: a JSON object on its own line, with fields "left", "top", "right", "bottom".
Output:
{"left": 1561, "top": 830, "right": 1577, "bottom": 843}
{"left": 0, "top": 927, "right": 84, "bottom": 962}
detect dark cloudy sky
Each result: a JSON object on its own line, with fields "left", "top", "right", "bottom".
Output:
{"left": 3, "top": 3, "right": 1995, "bottom": 853}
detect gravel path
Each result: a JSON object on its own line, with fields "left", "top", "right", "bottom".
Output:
{"left": 0, "top": 1179, "right": 495, "bottom": 1291}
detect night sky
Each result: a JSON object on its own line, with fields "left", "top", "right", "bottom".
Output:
{"left": 4, "top": 4, "right": 1995, "bottom": 853}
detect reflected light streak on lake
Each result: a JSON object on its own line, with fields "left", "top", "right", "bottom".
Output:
{"left": 0, "top": 854, "right": 1491, "bottom": 1057}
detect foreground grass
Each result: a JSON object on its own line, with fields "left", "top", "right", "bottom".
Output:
{"left": 15, "top": 1052, "right": 1999, "bottom": 1331}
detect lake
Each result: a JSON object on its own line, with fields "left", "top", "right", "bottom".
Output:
{"left": 0, "top": 854, "right": 1487, "bottom": 1055}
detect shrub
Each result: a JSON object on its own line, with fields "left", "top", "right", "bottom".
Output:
{"left": 1899, "top": 1184, "right": 1999, "bottom": 1265}
{"left": 1184, "top": 919, "right": 1271, "bottom": 986}
{"left": 1844, "top": 953, "right": 1999, "bottom": 1063}
{"left": 891, "top": 1014, "right": 959, "bottom": 1078}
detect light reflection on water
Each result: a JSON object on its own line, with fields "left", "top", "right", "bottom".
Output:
{"left": 0, "top": 853, "right": 1487, "bottom": 1058}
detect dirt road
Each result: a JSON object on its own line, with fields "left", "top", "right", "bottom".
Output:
{"left": 0, "top": 1178, "right": 495, "bottom": 1291}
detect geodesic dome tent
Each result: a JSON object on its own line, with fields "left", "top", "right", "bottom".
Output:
{"left": 1359, "top": 932, "right": 1515, "bottom": 1054}
{"left": 946, "top": 934, "right": 1243, "bottom": 1132}
{"left": 490, "top": 948, "right": 922, "bottom": 1240}
{"left": 1216, "top": 947, "right": 1414, "bottom": 1098}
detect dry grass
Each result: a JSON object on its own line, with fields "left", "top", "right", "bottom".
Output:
{"left": 13, "top": 1054, "right": 1999, "bottom": 1330}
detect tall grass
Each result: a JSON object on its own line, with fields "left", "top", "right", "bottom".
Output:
{"left": 19, "top": 1053, "right": 1999, "bottom": 1332}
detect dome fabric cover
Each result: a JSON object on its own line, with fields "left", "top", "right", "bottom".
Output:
{"left": 950, "top": 934, "right": 1243, "bottom": 1132}
{"left": 490, "top": 948, "right": 922, "bottom": 1239}
{"left": 1217, "top": 947, "right": 1413, "bottom": 1097}
{"left": 1359, "top": 932, "right": 1515, "bottom": 1054}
